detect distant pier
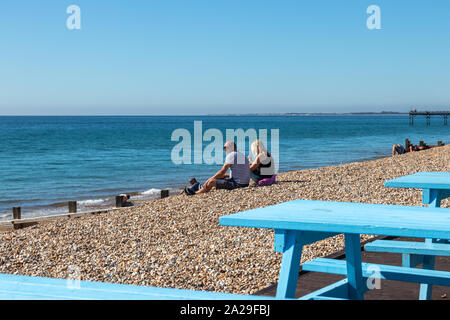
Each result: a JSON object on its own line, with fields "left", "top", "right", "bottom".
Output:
{"left": 409, "top": 110, "right": 449, "bottom": 126}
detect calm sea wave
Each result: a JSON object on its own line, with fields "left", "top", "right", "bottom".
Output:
{"left": 0, "top": 115, "right": 448, "bottom": 219}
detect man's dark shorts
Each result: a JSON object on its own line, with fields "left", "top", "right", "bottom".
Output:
{"left": 215, "top": 178, "right": 249, "bottom": 190}
{"left": 395, "top": 145, "right": 406, "bottom": 154}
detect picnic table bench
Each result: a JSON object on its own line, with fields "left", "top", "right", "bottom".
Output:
{"left": 0, "top": 272, "right": 275, "bottom": 300}
{"left": 219, "top": 200, "right": 450, "bottom": 300}
{"left": 364, "top": 171, "right": 450, "bottom": 299}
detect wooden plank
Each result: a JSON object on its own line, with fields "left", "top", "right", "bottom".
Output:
{"left": 301, "top": 258, "right": 450, "bottom": 286}
{"left": 310, "top": 296, "right": 348, "bottom": 300}
{"left": 422, "top": 188, "right": 441, "bottom": 207}
{"left": 12, "top": 207, "right": 21, "bottom": 220}
{"left": 68, "top": 201, "right": 77, "bottom": 213}
{"left": 419, "top": 238, "right": 436, "bottom": 300}
{"left": 274, "top": 230, "right": 337, "bottom": 253}
{"left": 273, "top": 229, "right": 287, "bottom": 253}
{"left": 0, "top": 273, "right": 274, "bottom": 300}
{"left": 402, "top": 254, "right": 424, "bottom": 268}
{"left": 275, "top": 231, "right": 304, "bottom": 299}
{"left": 298, "top": 278, "right": 349, "bottom": 300}
{"left": 161, "top": 190, "right": 169, "bottom": 199}
{"left": 115, "top": 195, "right": 125, "bottom": 208}
{"left": 384, "top": 172, "right": 450, "bottom": 190}
{"left": 220, "top": 200, "right": 450, "bottom": 240}
{"left": 1, "top": 208, "right": 122, "bottom": 230}
{"left": 12, "top": 207, "right": 22, "bottom": 230}
{"left": 344, "top": 234, "right": 365, "bottom": 300}
{"left": 365, "top": 240, "right": 450, "bottom": 256}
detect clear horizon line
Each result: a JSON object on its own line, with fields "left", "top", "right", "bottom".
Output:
{"left": 0, "top": 111, "right": 415, "bottom": 117}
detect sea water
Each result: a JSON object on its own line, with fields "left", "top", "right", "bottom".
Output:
{"left": 0, "top": 115, "right": 448, "bottom": 219}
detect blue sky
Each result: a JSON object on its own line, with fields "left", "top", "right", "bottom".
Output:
{"left": 0, "top": 0, "right": 449, "bottom": 115}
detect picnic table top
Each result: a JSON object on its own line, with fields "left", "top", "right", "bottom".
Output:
{"left": 384, "top": 172, "right": 450, "bottom": 190}
{"left": 219, "top": 200, "right": 450, "bottom": 240}
{"left": 0, "top": 273, "right": 273, "bottom": 300}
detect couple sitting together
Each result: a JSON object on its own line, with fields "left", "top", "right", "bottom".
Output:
{"left": 184, "top": 139, "right": 275, "bottom": 196}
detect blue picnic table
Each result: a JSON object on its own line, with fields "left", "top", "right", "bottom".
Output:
{"left": 219, "top": 200, "right": 450, "bottom": 300}
{"left": 0, "top": 272, "right": 276, "bottom": 300}
{"left": 384, "top": 172, "right": 450, "bottom": 208}
{"left": 364, "top": 171, "right": 450, "bottom": 300}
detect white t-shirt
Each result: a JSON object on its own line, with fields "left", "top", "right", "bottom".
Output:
{"left": 224, "top": 151, "right": 250, "bottom": 185}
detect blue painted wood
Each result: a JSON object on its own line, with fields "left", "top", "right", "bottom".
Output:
{"left": 419, "top": 255, "right": 436, "bottom": 300}
{"left": 402, "top": 254, "right": 424, "bottom": 268}
{"left": 365, "top": 240, "right": 450, "bottom": 256}
{"left": 310, "top": 296, "right": 348, "bottom": 300}
{"left": 298, "top": 278, "right": 350, "bottom": 300}
{"left": 0, "top": 273, "right": 274, "bottom": 300}
{"left": 275, "top": 230, "right": 304, "bottom": 299}
{"left": 274, "top": 230, "right": 337, "bottom": 252}
{"left": 384, "top": 172, "right": 450, "bottom": 190}
{"left": 274, "top": 229, "right": 287, "bottom": 253}
{"left": 220, "top": 198, "right": 450, "bottom": 300}
{"left": 344, "top": 234, "right": 365, "bottom": 300}
{"left": 383, "top": 172, "right": 450, "bottom": 299}
{"left": 385, "top": 172, "right": 450, "bottom": 207}
{"left": 274, "top": 230, "right": 340, "bottom": 297}
{"left": 302, "top": 258, "right": 450, "bottom": 286}
{"left": 220, "top": 200, "right": 450, "bottom": 240}
{"left": 367, "top": 237, "right": 450, "bottom": 299}
{"left": 441, "top": 190, "right": 450, "bottom": 199}
{"left": 425, "top": 189, "right": 441, "bottom": 208}
{"left": 419, "top": 238, "right": 436, "bottom": 300}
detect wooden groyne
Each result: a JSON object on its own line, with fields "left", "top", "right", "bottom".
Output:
{"left": 409, "top": 110, "right": 449, "bottom": 126}
{"left": 404, "top": 139, "right": 445, "bottom": 150}
{"left": 1, "top": 189, "right": 171, "bottom": 232}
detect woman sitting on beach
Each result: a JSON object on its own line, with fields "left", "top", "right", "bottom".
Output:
{"left": 248, "top": 139, "right": 275, "bottom": 184}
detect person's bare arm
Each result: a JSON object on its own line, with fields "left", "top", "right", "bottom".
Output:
{"left": 249, "top": 154, "right": 261, "bottom": 171}
{"left": 213, "top": 163, "right": 231, "bottom": 179}
{"left": 204, "top": 163, "right": 231, "bottom": 186}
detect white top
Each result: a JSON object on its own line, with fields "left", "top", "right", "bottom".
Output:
{"left": 225, "top": 151, "right": 250, "bottom": 185}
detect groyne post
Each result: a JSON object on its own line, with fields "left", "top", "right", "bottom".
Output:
{"left": 161, "top": 190, "right": 169, "bottom": 199}
{"left": 13, "top": 207, "right": 21, "bottom": 220}
{"left": 68, "top": 201, "right": 77, "bottom": 213}
{"left": 115, "top": 195, "right": 125, "bottom": 208}
{"left": 12, "top": 207, "right": 21, "bottom": 230}
{"left": 405, "top": 139, "right": 411, "bottom": 149}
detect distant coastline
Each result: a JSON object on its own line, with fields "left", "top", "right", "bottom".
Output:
{"left": 207, "top": 111, "right": 410, "bottom": 117}
{"left": 5, "top": 111, "right": 450, "bottom": 117}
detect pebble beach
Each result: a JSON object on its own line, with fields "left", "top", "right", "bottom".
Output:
{"left": 1, "top": 145, "right": 449, "bottom": 295}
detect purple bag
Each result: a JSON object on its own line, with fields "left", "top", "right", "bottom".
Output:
{"left": 257, "top": 175, "right": 277, "bottom": 186}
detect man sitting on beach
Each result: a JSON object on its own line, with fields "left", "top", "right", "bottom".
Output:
{"left": 392, "top": 143, "right": 431, "bottom": 156}
{"left": 195, "top": 141, "right": 250, "bottom": 194}
{"left": 392, "top": 144, "right": 407, "bottom": 156}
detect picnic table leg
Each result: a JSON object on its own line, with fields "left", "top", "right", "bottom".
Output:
{"left": 417, "top": 238, "right": 436, "bottom": 300}
{"left": 275, "top": 230, "right": 304, "bottom": 299}
{"left": 423, "top": 189, "right": 441, "bottom": 208}
{"left": 344, "top": 233, "right": 365, "bottom": 300}
{"left": 419, "top": 188, "right": 444, "bottom": 300}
